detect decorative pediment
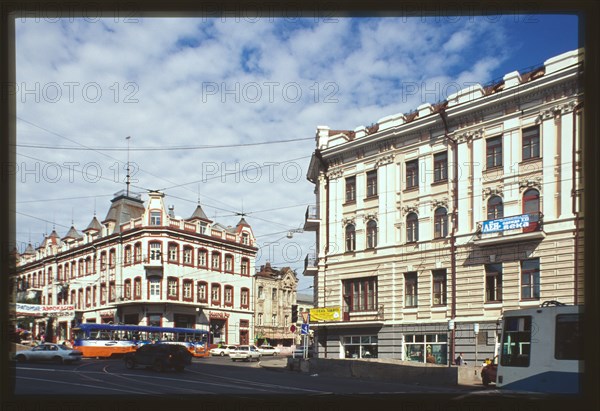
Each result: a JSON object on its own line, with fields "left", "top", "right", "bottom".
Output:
{"left": 326, "top": 167, "right": 343, "bottom": 180}
{"left": 431, "top": 198, "right": 449, "bottom": 210}
{"left": 482, "top": 185, "right": 504, "bottom": 199}
{"left": 519, "top": 177, "right": 542, "bottom": 191}
{"left": 363, "top": 212, "right": 378, "bottom": 222}
{"left": 455, "top": 128, "right": 484, "bottom": 144}
{"left": 375, "top": 153, "right": 395, "bottom": 168}
{"left": 401, "top": 204, "right": 419, "bottom": 215}
{"left": 538, "top": 101, "right": 577, "bottom": 120}
{"left": 342, "top": 217, "right": 355, "bottom": 226}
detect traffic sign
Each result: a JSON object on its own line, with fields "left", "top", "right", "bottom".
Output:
{"left": 290, "top": 325, "right": 296, "bottom": 333}
{"left": 301, "top": 311, "right": 309, "bottom": 324}
{"left": 301, "top": 323, "right": 309, "bottom": 335}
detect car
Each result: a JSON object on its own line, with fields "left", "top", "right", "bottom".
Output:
{"left": 124, "top": 343, "right": 192, "bottom": 372}
{"left": 14, "top": 343, "right": 83, "bottom": 364}
{"left": 481, "top": 356, "right": 498, "bottom": 387}
{"left": 257, "top": 344, "right": 280, "bottom": 356}
{"left": 229, "top": 345, "right": 261, "bottom": 362}
{"left": 210, "top": 344, "right": 237, "bottom": 357}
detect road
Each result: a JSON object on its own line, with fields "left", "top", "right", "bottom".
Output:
{"left": 12, "top": 355, "right": 485, "bottom": 397}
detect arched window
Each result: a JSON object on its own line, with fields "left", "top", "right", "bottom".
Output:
{"left": 198, "top": 248, "right": 208, "bottom": 268}
{"left": 345, "top": 224, "right": 356, "bottom": 252}
{"left": 225, "top": 254, "right": 234, "bottom": 272}
{"left": 197, "top": 281, "right": 208, "bottom": 303}
{"left": 406, "top": 213, "right": 419, "bottom": 243}
{"left": 240, "top": 257, "right": 250, "bottom": 276}
{"left": 366, "top": 220, "right": 378, "bottom": 249}
{"left": 434, "top": 207, "right": 448, "bottom": 238}
{"left": 487, "top": 195, "right": 504, "bottom": 220}
{"left": 523, "top": 188, "right": 540, "bottom": 232}
{"left": 211, "top": 252, "right": 221, "bottom": 271}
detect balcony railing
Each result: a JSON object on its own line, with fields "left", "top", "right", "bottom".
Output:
{"left": 342, "top": 304, "right": 385, "bottom": 322}
{"left": 303, "top": 205, "right": 320, "bottom": 231}
{"left": 474, "top": 212, "right": 545, "bottom": 245}
{"left": 303, "top": 254, "right": 317, "bottom": 276}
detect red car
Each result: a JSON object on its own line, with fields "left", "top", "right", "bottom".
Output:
{"left": 481, "top": 356, "right": 498, "bottom": 387}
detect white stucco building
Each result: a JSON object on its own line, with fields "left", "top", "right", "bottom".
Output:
{"left": 304, "top": 49, "right": 584, "bottom": 364}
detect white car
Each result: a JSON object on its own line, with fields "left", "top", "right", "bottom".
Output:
{"left": 257, "top": 344, "right": 280, "bottom": 356}
{"left": 14, "top": 343, "right": 83, "bottom": 364}
{"left": 229, "top": 345, "right": 261, "bottom": 362}
{"left": 210, "top": 344, "right": 236, "bottom": 356}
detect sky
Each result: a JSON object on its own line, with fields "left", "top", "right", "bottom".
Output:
{"left": 14, "top": 13, "right": 580, "bottom": 294}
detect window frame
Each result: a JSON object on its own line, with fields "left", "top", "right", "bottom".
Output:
{"left": 406, "top": 212, "right": 419, "bottom": 243}
{"left": 433, "top": 152, "right": 448, "bottom": 182}
{"left": 485, "top": 263, "right": 503, "bottom": 303}
{"left": 522, "top": 126, "right": 540, "bottom": 160}
{"left": 211, "top": 251, "right": 221, "bottom": 271}
{"left": 405, "top": 159, "right": 419, "bottom": 189}
{"left": 432, "top": 269, "right": 447, "bottom": 306}
{"left": 520, "top": 258, "right": 540, "bottom": 300}
{"left": 182, "top": 279, "right": 193, "bottom": 302}
{"left": 366, "top": 220, "right": 378, "bottom": 249}
{"left": 343, "top": 277, "right": 378, "bottom": 312}
{"left": 486, "top": 136, "right": 503, "bottom": 169}
{"left": 224, "top": 285, "right": 234, "bottom": 307}
{"left": 197, "top": 281, "right": 208, "bottom": 303}
{"left": 345, "top": 224, "right": 356, "bottom": 252}
{"left": 167, "top": 276, "right": 179, "bottom": 300}
{"left": 487, "top": 195, "right": 504, "bottom": 220}
{"left": 197, "top": 248, "right": 208, "bottom": 268}
{"left": 404, "top": 272, "right": 418, "bottom": 308}
{"left": 183, "top": 246, "right": 193, "bottom": 266}
{"left": 240, "top": 287, "right": 250, "bottom": 308}
{"left": 345, "top": 176, "right": 356, "bottom": 203}
{"left": 366, "top": 169, "right": 378, "bottom": 198}
{"left": 211, "top": 283, "right": 221, "bottom": 305}
{"left": 434, "top": 207, "right": 448, "bottom": 238}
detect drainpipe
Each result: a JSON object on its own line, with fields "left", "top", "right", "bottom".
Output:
{"left": 315, "top": 149, "right": 329, "bottom": 357}
{"left": 572, "top": 101, "right": 583, "bottom": 305}
{"left": 438, "top": 109, "right": 458, "bottom": 363}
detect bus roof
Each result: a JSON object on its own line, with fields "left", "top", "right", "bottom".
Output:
{"left": 73, "top": 323, "right": 208, "bottom": 334}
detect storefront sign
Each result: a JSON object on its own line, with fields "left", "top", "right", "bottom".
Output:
{"left": 309, "top": 306, "right": 341, "bottom": 322}
{"left": 14, "top": 303, "right": 75, "bottom": 317}
{"left": 209, "top": 311, "right": 230, "bottom": 319}
{"left": 482, "top": 214, "right": 530, "bottom": 233}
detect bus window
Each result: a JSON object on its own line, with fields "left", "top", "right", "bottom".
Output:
{"left": 555, "top": 314, "right": 583, "bottom": 360}
{"left": 500, "top": 316, "right": 531, "bottom": 367}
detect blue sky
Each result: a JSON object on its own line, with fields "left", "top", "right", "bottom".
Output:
{"left": 14, "top": 14, "right": 580, "bottom": 292}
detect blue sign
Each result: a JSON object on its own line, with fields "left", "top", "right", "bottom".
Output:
{"left": 482, "top": 214, "right": 530, "bottom": 233}
{"left": 301, "top": 323, "right": 310, "bottom": 335}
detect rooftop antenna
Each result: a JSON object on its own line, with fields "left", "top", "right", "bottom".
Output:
{"left": 126, "top": 136, "right": 131, "bottom": 197}
{"left": 71, "top": 207, "right": 74, "bottom": 226}
{"left": 197, "top": 183, "right": 201, "bottom": 205}
{"left": 94, "top": 198, "right": 97, "bottom": 216}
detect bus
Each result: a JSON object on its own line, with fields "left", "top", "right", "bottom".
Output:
{"left": 72, "top": 323, "right": 210, "bottom": 358}
{"left": 496, "top": 300, "right": 583, "bottom": 394}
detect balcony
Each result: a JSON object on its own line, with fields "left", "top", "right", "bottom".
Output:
{"left": 303, "top": 253, "right": 318, "bottom": 276}
{"left": 303, "top": 205, "right": 320, "bottom": 231}
{"left": 473, "top": 212, "right": 545, "bottom": 246}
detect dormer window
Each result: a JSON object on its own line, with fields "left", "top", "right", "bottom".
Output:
{"left": 150, "top": 211, "right": 161, "bottom": 226}
{"left": 241, "top": 232, "right": 249, "bottom": 245}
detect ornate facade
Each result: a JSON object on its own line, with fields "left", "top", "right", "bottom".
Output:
{"left": 304, "top": 49, "right": 584, "bottom": 364}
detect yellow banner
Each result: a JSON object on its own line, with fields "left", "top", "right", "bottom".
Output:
{"left": 309, "top": 307, "right": 341, "bottom": 322}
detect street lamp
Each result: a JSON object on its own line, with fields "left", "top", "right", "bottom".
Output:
{"left": 474, "top": 323, "right": 480, "bottom": 371}
{"left": 447, "top": 320, "right": 455, "bottom": 367}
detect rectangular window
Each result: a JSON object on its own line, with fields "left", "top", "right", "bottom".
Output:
{"left": 272, "top": 288, "right": 277, "bottom": 300}
{"left": 100, "top": 284, "right": 107, "bottom": 304}
{"left": 198, "top": 250, "right": 207, "bottom": 267}
{"left": 224, "top": 286, "right": 233, "bottom": 306}
{"left": 100, "top": 252, "right": 107, "bottom": 272}
{"left": 168, "top": 278, "right": 178, "bottom": 299}
{"left": 555, "top": 314, "right": 583, "bottom": 360}
{"left": 366, "top": 170, "right": 377, "bottom": 197}
{"left": 486, "top": 136, "right": 503, "bottom": 168}
{"left": 345, "top": 176, "right": 356, "bottom": 203}
{"left": 124, "top": 247, "right": 132, "bottom": 265}
{"left": 258, "top": 313, "right": 263, "bottom": 326}
{"left": 241, "top": 288, "right": 249, "bottom": 308}
{"left": 211, "top": 253, "right": 220, "bottom": 270}
{"left": 211, "top": 284, "right": 221, "bottom": 304}
{"left": 342, "top": 277, "right": 377, "bottom": 312}
{"left": 168, "top": 244, "right": 178, "bottom": 262}
{"left": 183, "top": 248, "right": 193, "bottom": 265}
{"left": 150, "top": 211, "right": 161, "bottom": 225}
{"left": 258, "top": 286, "right": 264, "bottom": 299}
{"left": 522, "top": 126, "right": 540, "bottom": 160}
{"left": 134, "top": 243, "right": 142, "bottom": 263}
{"left": 241, "top": 258, "right": 249, "bottom": 276}
{"left": 109, "top": 282, "right": 115, "bottom": 302}
{"left": 521, "top": 258, "right": 540, "bottom": 300}
{"left": 150, "top": 242, "right": 161, "bottom": 261}
{"left": 272, "top": 314, "right": 277, "bottom": 326}
{"left": 197, "top": 282, "right": 207, "bottom": 303}
{"left": 500, "top": 316, "right": 531, "bottom": 367}
{"left": 183, "top": 281, "right": 192, "bottom": 300}
{"left": 124, "top": 280, "right": 131, "bottom": 300}
{"left": 134, "top": 278, "right": 141, "bottom": 299}
{"left": 485, "top": 263, "right": 503, "bottom": 302}
{"left": 225, "top": 255, "right": 233, "bottom": 272}
{"left": 404, "top": 272, "right": 418, "bottom": 307}
{"left": 406, "top": 160, "right": 419, "bottom": 189}
{"left": 433, "top": 152, "right": 448, "bottom": 182}
{"left": 432, "top": 269, "right": 446, "bottom": 306}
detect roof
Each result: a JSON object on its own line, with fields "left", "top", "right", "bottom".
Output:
{"left": 62, "top": 225, "right": 83, "bottom": 240}
{"left": 83, "top": 216, "right": 103, "bottom": 232}
{"left": 188, "top": 204, "right": 211, "bottom": 222}
{"left": 102, "top": 193, "right": 145, "bottom": 234}
{"left": 23, "top": 243, "right": 35, "bottom": 255}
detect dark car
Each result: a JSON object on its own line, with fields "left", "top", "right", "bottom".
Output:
{"left": 124, "top": 343, "right": 192, "bottom": 372}
{"left": 481, "top": 356, "right": 498, "bottom": 387}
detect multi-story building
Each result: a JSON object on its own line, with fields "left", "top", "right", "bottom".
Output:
{"left": 304, "top": 49, "right": 584, "bottom": 364}
{"left": 253, "top": 262, "right": 298, "bottom": 346}
{"left": 13, "top": 190, "right": 258, "bottom": 346}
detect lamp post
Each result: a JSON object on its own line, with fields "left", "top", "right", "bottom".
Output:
{"left": 448, "top": 319, "right": 455, "bottom": 367}
{"left": 474, "top": 323, "right": 480, "bottom": 371}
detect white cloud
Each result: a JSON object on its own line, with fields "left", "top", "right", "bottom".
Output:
{"left": 15, "top": 16, "right": 568, "bottom": 290}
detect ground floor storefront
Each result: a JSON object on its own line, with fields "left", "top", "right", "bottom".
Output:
{"left": 313, "top": 321, "right": 499, "bottom": 366}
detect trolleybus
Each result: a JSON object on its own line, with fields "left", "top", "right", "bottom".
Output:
{"left": 72, "top": 323, "right": 209, "bottom": 358}
{"left": 496, "top": 301, "right": 583, "bottom": 394}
